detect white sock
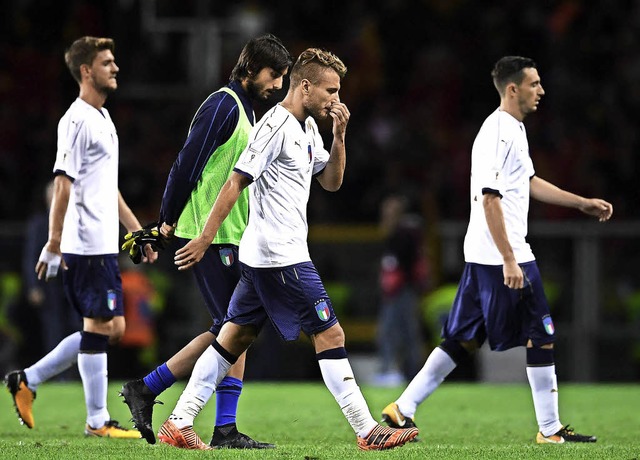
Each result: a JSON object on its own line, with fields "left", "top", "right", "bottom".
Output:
{"left": 318, "top": 358, "right": 377, "bottom": 437}
{"left": 170, "top": 345, "right": 232, "bottom": 429}
{"left": 78, "top": 352, "right": 109, "bottom": 429}
{"left": 396, "top": 346, "right": 456, "bottom": 418}
{"left": 526, "top": 365, "right": 562, "bottom": 436}
{"left": 24, "top": 331, "right": 81, "bottom": 391}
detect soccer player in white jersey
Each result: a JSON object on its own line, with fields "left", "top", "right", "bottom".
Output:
{"left": 120, "top": 34, "right": 291, "bottom": 449}
{"left": 157, "top": 48, "right": 419, "bottom": 451}
{"left": 5, "top": 36, "right": 156, "bottom": 438}
{"left": 381, "top": 56, "right": 613, "bottom": 444}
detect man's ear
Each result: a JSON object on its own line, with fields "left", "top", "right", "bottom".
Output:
{"left": 302, "top": 79, "right": 310, "bottom": 95}
{"left": 80, "top": 63, "right": 91, "bottom": 80}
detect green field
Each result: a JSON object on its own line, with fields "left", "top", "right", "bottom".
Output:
{"left": 0, "top": 381, "right": 638, "bottom": 459}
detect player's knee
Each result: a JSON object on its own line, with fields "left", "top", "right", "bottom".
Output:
{"left": 527, "top": 338, "right": 553, "bottom": 350}
{"left": 313, "top": 323, "right": 345, "bottom": 351}
{"left": 440, "top": 338, "right": 475, "bottom": 364}
{"left": 235, "top": 326, "right": 257, "bottom": 348}
{"left": 83, "top": 316, "right": 124, "bottom": 343}
{"left": 108, "top": 328, "right": 124, "bottom": 345}
{"left": 108, "top": 316, "right": 126, "bottom": 344}
{"left": 218, "top": 322, "right": 256, "bottom": 355}
{"left": 459, "top": 339, "right": 479, "bottom": 354}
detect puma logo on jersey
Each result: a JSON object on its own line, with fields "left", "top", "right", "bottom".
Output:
{"left": 294, "top": 140, "right": 301, "bottom": 148}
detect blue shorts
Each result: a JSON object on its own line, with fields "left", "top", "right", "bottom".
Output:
{"left": 177, "top": 238, "right": 241, "bottom": 336}
{"left": 226, "top": 261, "right": 338, "bottom": 341}
{"left": 442, "top": 261, "right": 555, "bottom": 351}
{"left": 62, "top": 254, "right": 123, "bottom": 318}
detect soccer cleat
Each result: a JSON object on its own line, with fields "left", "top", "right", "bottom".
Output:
{"left": 85, "top": 420, "right": 142, "bottom": 438}
{"left": 4, "top": 370, "right": 36, "bottom": 429}
{"left": 210, "top": 424, "right": 275, "bottom": 449}
{"left": 120, "top": 379, "right": 162, "bottom": 444}
{"left": 357, "top": 424, "right": 419, "bottom": 450}
{"left": 381, "top": 402, "right": 418, "bottom": 429}
{"left": 157, "top": 419, "right": 212, "bottom": 450}
{"left": 536, "top": 424, "right": 597, "bottom": 444}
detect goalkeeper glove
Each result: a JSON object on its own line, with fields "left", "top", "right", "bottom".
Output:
{"left": 122, "top": 222, "right": 166, "bottom": 264}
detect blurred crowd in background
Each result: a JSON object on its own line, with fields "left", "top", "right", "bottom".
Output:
{"left": 2, "top": 0, "right": 638, "bottom": 223}
{"left": 1, "top": 0, "right": 639, "bottom": 381}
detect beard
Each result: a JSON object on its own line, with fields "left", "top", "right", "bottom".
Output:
{"left": 309, "top": 103, "right": 331, "bottom": 121}
{"left": 245, "top": 79, "right": 271, "bottom": 101}
{"left": 94, "top": 79, "right": 117, "bottom": 96}
{"left": 101, "top": 85, "right": 117, "bottom": 95}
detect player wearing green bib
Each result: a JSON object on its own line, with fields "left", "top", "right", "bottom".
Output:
{"left": 173, "top": 86, "right": 250, "bottom": 245}
{"left": 121, "top": 34, "right": 292, "bottom": 449}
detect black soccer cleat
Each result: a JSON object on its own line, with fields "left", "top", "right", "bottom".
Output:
{"left": 120, "top": 379, "right": 162, "bottom": 444}
{"left": 536, "top": 424, "right": 597, "bottom": 443}
{"left": 210, "top": 424, "right": 275, "bottom": 449}
{"left": 381, "top": 402, "right": 420, "bottom": 442}
{"left": 381, "top": 402, "right": 418, "bottom": 429}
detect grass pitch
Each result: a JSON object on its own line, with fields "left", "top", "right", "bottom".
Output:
{"left": 0, "top": 381, "right": 638, "bottom": 459}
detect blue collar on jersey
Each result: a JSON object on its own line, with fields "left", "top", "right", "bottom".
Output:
{"left": 228, "top": 80, "right": 255, "bottom": 125}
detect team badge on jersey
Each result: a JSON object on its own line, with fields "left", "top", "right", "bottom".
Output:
{"left": 219, "top": 248, "right": 234, "bottom": 267}
{"left": 315, "top": 299, "right": 331, "bottom": 321}
{"left": 242, "top": 148, "right": 259, "bottom": 164}
{"left": 542, "top": 315, "right": 555, "bottom": 335}
{"left": 308, "top": 144, "right": 313, "bottom": 163}
{"left": 107, "top": 290, "right": 117, "bottom": 311}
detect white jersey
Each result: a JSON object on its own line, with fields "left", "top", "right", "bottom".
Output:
{"left": 53, "top": 98, "right": 120, "bottom": 255}
{"left": 463, "top": 108, "right": 536, "bottom": 265}
{"left": 233, "top": 104, "right": 330, "bottom": 267}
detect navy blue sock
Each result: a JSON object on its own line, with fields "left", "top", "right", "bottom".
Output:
{"left": 143, "top": 363, "right": 177, "bottom": 396}
{"left": 439, "top": 339, "right": 470, "bottom": 365}
{"left": 526, "top": 347, "right": 555, "bottom": 366}
{"left": 79, "top": 331, "right": 109, "bottom": 352}
{"left": 215, "top": 376, "right": 242, "bottom": 427}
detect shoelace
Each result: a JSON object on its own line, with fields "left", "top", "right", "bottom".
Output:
{"left": 105, "top": 420, "right": 128, "bottom": 430}
{"left": 559, "top": 424, "right": 575, "bottom": 435}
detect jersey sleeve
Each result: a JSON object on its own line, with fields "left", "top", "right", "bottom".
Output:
{"left": 234, "top": 112, "right": 286, "bottom": 180}
{"left": 482, "top": 143, "right": 509, "bottom": 197}
{"left": 53, "top": 116, "right": 86, "bottom": 181}
{"left": 473, "top": 126, "right": 513, "bottom": 198}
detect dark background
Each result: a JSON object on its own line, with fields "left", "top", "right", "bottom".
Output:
{"left": 2, "top": 0, "right": 637, "bottom": 223}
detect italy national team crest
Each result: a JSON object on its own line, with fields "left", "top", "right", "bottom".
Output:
{"left": 542, "top": 315, "right": 555, "bottom": 335}
{"left": 219, "top": 248, "right": 234, "bottom": 267}
{"left": 107, "top": 290, "right": 117, "bottom": 311}
{"left": 315, "top": 299, "right": 331, "bottom": 321}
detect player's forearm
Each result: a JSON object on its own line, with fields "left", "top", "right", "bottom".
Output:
{"left": 530, "top": 176, "right": 585, "bottom": 209}
{"left": 117, "top": 191, "right": 142, "bottom": 233}
{"left": 318, "top": 138, "right": 346, "bottom": 191}
{"left": 47, "top": 176, "right": 72, "bottom": 249}
{"left": 483, "top": 194, "right": 516, "bottom": 263}
{"left": 200, "top": 173, "right": 247, "bottom": 242}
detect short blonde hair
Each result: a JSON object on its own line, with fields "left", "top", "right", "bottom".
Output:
{"left": 289, "top": 48, "right": 347, "bottom": 88}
